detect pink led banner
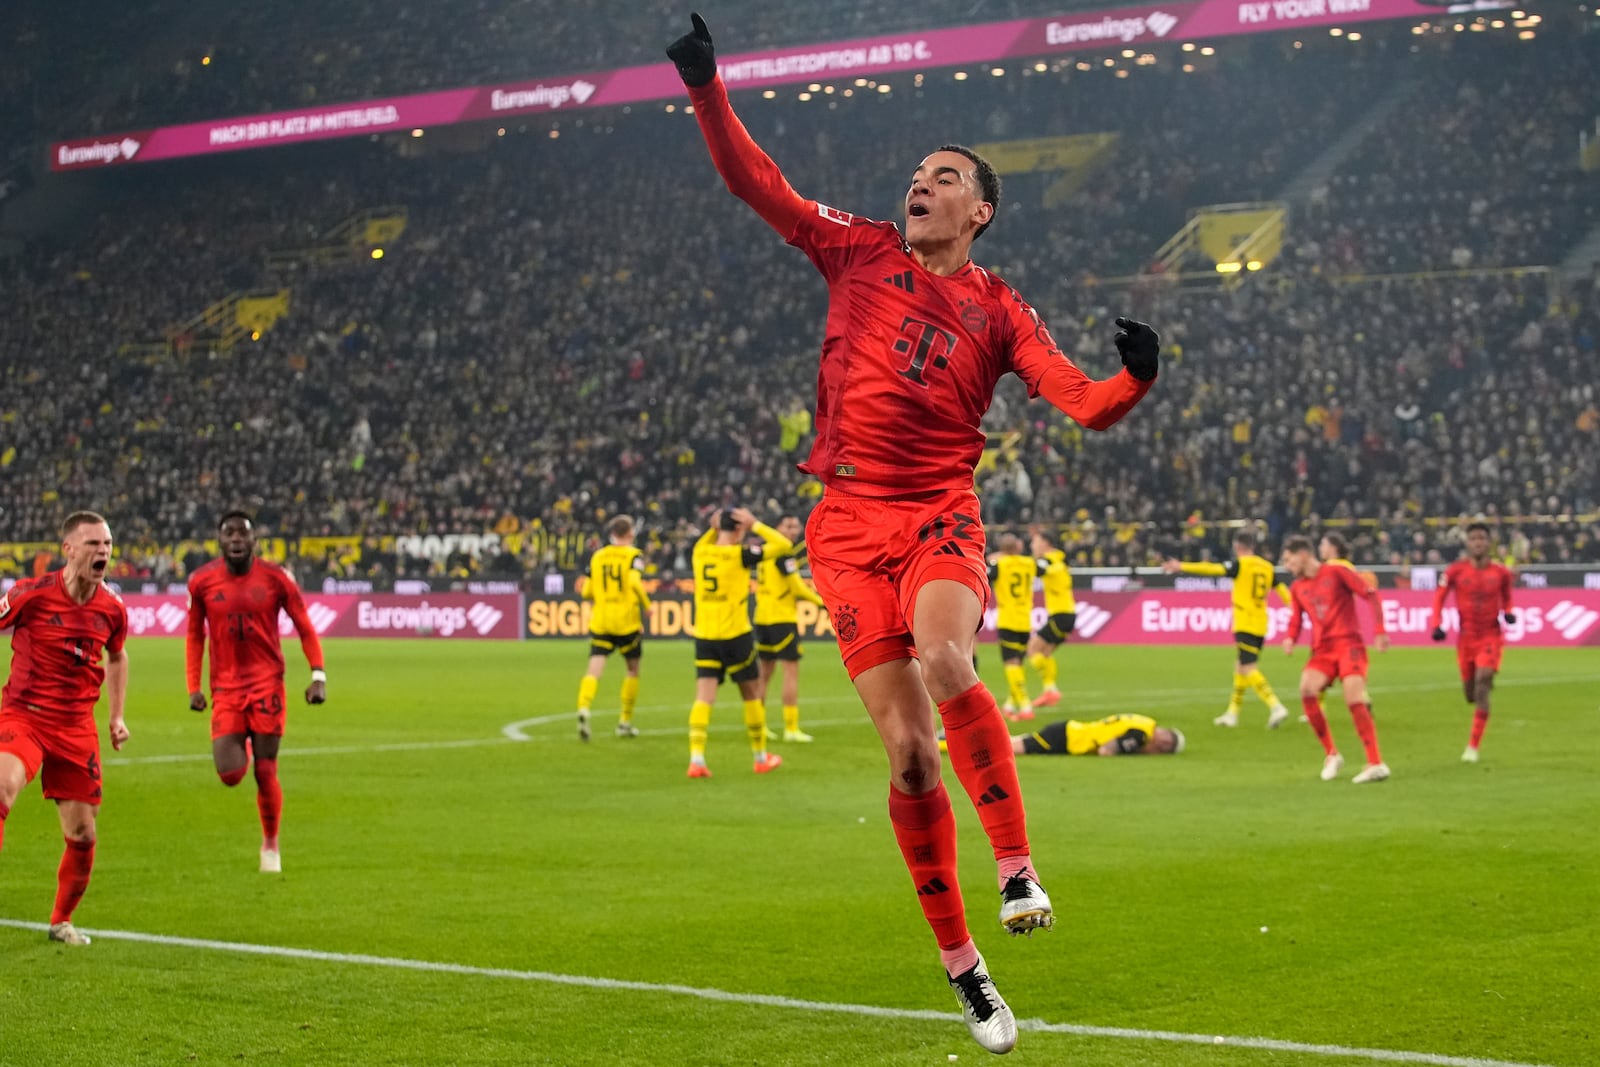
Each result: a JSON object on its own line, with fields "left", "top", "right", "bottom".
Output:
{"left": 49, "top": 0, "right": 1508, "bottom": 170}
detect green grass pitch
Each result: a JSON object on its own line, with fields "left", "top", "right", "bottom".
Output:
{"left": 0, "top": 638, "right": 1596, "bottom": 1066}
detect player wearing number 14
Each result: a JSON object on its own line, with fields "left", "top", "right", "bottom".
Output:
{"left": 576, "top": 515, "right": 651, "bottom": 741}
{"left": 186, "top": 511, "right": 326, "bottom": 873}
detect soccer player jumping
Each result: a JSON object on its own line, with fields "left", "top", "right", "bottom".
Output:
{"left": 668, "top": 15, "right": 1160, "bottom": 1054}
{"left": 0, "top": 511, "right": 130, "bottom": 945}
{"left": 1427, "top": 522, "right": 1515, "bottom": 763}
{"left": 186, "top": 512, "right": 327, "bottom": 872}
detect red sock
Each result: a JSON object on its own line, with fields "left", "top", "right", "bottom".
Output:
{"left": 254, "top": 758, "right": 282, "bottom": 845}
{"left": 938, "top": 682, "right": 1030, "bottom": 861}
{"left": 51, "top": 837, "right": 96, "bottom": 925}
{"left": 0, "top": 799, "right": 9, "bottom": 853}
{"left": 1348, "top": 703, "right": 1382, "bottom": 765}
{"left": 1302, "top": 696, "right": 1338, "bottom": 756}
{"left": 218, "top": 766, "right": 248, "bottom": 787}
{"left": 1470, "top": 709, "right": 1489, "bottom": 748}
{"left": 887, "top": 782, "right": 969, "bottom": 951}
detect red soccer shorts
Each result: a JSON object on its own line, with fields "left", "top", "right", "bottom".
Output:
{"left": 805, "top": 488, "right": 989, "bottom": 679}
{"left": 0, "top": 708, "right": 103, "bottom": 805}
{"left": 1306, "top": 641, "right": 1369, "bottom": 681}
{"left": 210, "top": 686, "right": 288, "bottom": 741}
{"left": 1457, "top": 636, "right": 1504, "bottom": 681}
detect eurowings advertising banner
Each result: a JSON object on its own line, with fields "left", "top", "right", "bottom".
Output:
{"left": 120, "top": 593, "right": 524, "bottom": 639}
{"left": 49, "top": 0, "right": 1510, "bottom": 170}
{"left": 523, "top": 590, "right": 1600, "bottom": 648}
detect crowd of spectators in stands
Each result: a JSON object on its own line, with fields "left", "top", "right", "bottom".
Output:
{"left": 2, "top": 20, "right": 1598, "bottom": 585}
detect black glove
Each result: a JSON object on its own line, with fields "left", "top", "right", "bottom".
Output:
{"left": 666, "top": 13, "right": 717, "bottom": 87}
{"left": 1502, "top": 612, "right": 1516, "bottom": 626}
{"left": 1114, "top": 317, "right": 1160, "bottom": 381}
{"left": 1430, "top": 627, "right": 1447, "bottom": 642}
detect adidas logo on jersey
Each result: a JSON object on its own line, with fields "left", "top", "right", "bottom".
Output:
{"left": 882, "top": 270, "right": 915, "bottom": 293}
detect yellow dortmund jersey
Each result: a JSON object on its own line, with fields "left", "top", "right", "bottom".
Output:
{"left": 990, "top": 554, "right": 1045, "bottom": 632}
{"left": 1066, "top": 714, "right": 1158, "bottom": 755}
{"left": 1180, "top": 554, "right": 1288, "bottom": 637}
{"left": 693, "top": 522, "right": 793, "bottom": 640}
{"left": 754, "top": 547, "right": 824, "bottom": 626}
{"left": 1040, "top": 550, "right": 1076, "bottom": 615}
{"left": 585, "top": 544, "right": 648, "bottom": 634}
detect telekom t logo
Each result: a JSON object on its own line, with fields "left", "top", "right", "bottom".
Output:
{"left": 894, "top": 317, "right": 959, "bottom": 386}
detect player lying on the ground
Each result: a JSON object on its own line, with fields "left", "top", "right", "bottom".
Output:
{"left": 943, "top": 713, "right": 1184, "bottom": 757}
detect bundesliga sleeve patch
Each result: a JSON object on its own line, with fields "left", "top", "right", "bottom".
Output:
{"left": 817, "top": 204, "right": 853, "bottom": 227}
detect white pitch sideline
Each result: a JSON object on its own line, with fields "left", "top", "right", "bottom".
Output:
{"left": 0, "top": 919, "right": 1562, "bottom": 1067}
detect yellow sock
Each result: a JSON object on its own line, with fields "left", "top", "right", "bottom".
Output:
{"left": 1004, "top": 664, "right": 1029, "bottom": 707}
{"left": 577, "top": 674, "right": 599, "bottom": 711}
{"left": 1246, "top": 669, "right": 1279, "bottom": 708}
{"left": 619, "top": 676, "right": 640, "bottom": 723}
{"left": 783, "top": 704, "right": 801, "bottom": 733}
{"left": 1229, "top": 673, "right": 1248, "bottom": 712}
{"left": 1031, "top": 653, "right": 1058, "bottom": 689}
{"left": 743, "top": 700, "right": 768, "bottom": 757}
{"left": 689, "top": 701, "right": 711, "bottom": 760}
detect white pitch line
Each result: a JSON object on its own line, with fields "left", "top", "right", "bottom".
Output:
{"left": 0, "top": 919, "right": 1563, "bottom": 1067}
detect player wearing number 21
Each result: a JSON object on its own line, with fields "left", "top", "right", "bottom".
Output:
{"left": 668, "top": 12, "right": 1160, "bottom": 1055}
{"left": 186, "top": 511, "right": 326, "bottom": 874}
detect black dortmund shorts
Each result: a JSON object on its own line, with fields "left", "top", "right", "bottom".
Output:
{"left": 589, "top": 631, "right": 643, "bottom": 660}
{"left": 756, "top": 622, "right": 803, "bottom": 662}
{"left": 695, "top": 634, "right": 760, "bottom": 684}
{"left": 997, "top": 628, "right": 1030, "bottom": 664}
{"left": 1234, "top": 631, "right": 1265, "bottom": 666}
{"left": 1036, "top": 612, "right": 1076, "bottom": 646}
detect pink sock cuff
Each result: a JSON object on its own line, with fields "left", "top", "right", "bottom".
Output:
{"left": 887, "top": 781, "right": 952, "bottom": 830}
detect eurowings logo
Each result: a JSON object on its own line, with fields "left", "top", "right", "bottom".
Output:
{"left": 1547, "top": 601, "right": 1598, "bottom": 641}
{"left": 1146, "top": 10, "right": 1179, "bottom": 36}
{"left": 120, "top": 137, "right": 142, "bottom": 160}
{"left": 570, "top": 79, "right": 596, "bottom": 105}
{"left": 466, "top": 602, "right": 505, "bottom": 635}
{"left": 1074, "top": 601, "right": 1113, "bottom": 639}
{"left": 155, "top": 603, "right": 188, "bottom": 633}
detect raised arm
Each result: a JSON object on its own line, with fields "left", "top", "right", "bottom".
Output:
{"left": 1008, "top": 302, "right": 1157, "bottom": 431}
{"left": 669, "top": 16, "right": 810, "bottom": 240}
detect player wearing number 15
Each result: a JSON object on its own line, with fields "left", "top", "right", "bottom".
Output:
{"left": 669, "top": 12, "right": 1158, "bottom": 1054}
{"left": 576, "top": 515, "right": 651, "bottom": 742}
{"left": 186, "top": 511, "right": 326, "bottom": 873}
{"left": 0, "top": 510, "right": 130, "bottom": 947}
{"left": 687, "top": 507, "right": 792, "bottom": 777}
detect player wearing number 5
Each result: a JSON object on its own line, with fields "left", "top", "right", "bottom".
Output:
{"left": 186, "top": 511, "right": 326, "bottom": 873}
{"left": 1162, "top": 530, "right": 1292, "bottom": 728}
{"left": 669, "top": 13, "right": 1158, "bottom": 1054}
{"left": 687, "top": 507, "right": 791, "bottom": 777}
{"left": 576, "top": 515, "right": 651, "bottom": 741}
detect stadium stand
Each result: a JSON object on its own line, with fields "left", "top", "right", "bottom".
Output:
{"left": 2, "top": 15, "right": 1597, "bottom": 582}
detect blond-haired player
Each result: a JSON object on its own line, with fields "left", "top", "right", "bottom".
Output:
{"left": 576, "top": 515, "right": 651, "bottom": 741}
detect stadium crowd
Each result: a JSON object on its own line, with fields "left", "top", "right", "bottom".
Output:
{"left": 2, "top": 21, "right": 1598, "bottom": 583}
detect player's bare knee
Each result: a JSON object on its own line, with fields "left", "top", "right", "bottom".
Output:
{"left": 919, "top": 640, "right": 977, "bottom": 701}
{"left": 891, "top": 749, "right": 941, "bottom": 795}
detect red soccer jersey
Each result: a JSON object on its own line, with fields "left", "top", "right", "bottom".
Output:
{"left": 1287, "top": 562, "right": 1384, "bottom": 651}
{"left": 0, "top": 571, "right": 128, "bottom": 722}
{"left": 1429, "top": 559, "right": 1514, "bottom": 641}
{"left": 688, "top": 77, "right": 1152, "bottom": 498}
{"left": 186, "top": 559, "right": 323, "bottom": 693}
